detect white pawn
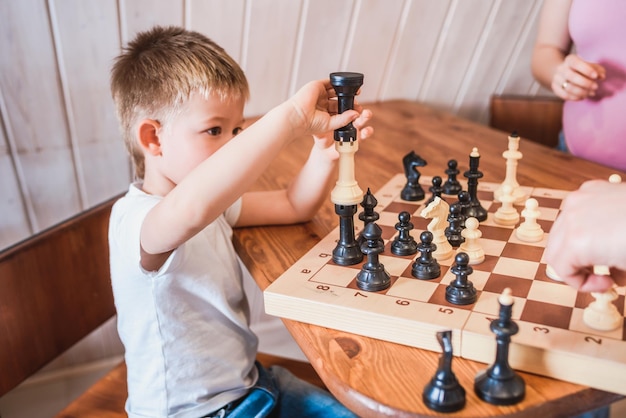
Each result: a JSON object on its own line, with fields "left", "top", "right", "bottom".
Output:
{"left": 493, "top": 184, "right": 520, "bottom": 226}
{"left": 458, "top": 217, "right": 484, "bottom": 264}
{"left": 515, "top": 198, "right": 544, "bottom": 242}
{"left": 583, "top": 287, "right": 622, "bottom": 331}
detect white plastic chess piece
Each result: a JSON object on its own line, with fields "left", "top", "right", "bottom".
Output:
{"left": 330, "top": 140, "right": 363, "bottom": 206}
{"left": 515, "top": 198, "right": 544, "bottom": 242}
{"left": 545, "top": 264, "right": 563, "bottom": 281}
{"left": 500, "top": 287, "right": 514, "bottom": 306}
{"left": 493, "top": 184, "right": 520, "bottom": 226}
{"left": 494, "top": 132, "right": 526, "bottom": 204}
{"left": 420, "top": 197, "right": 454, "bottom": 261}
{"left": 458, "top": 217, "right": 485, "bottom": 264}
{"left": 583, "top": 287, "right": 622, "bottom": 331}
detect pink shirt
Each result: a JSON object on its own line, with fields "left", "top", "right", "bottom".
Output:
{"left": 564, "top": 0, "right": 626, "bottom": 171}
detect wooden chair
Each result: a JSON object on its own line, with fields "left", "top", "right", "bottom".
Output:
{"left": 489, "top": 94, "right": 564, "bottom": 148}
{"left": 0, "top": 196, "right": 323, "bottom": 417}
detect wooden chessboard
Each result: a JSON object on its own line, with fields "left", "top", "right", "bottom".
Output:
{"left": 264, "top": 174, "right": 626, "bottom": 395}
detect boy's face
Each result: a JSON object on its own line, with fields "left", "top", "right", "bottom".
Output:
{"left": 156, "top": 93, "right": 245, "bottom": 186}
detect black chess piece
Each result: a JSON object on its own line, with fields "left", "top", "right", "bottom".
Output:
{"left": 443, "top": 159, "right": 462, "bottom": 195}
{"left": 463, "top": 148, "right": 488, "bottom": 221}
{"left": 425, "top": 176, "right": 444, "bottom": 206}
{"left": 356, "top": 222, "right": 391, "bottom": 291}
{"left": 329, "top": 72, "right": 363, "bottom": 142}
{"left": 401, "top": 151, "right": 428, "bottom": 201}
{"left": 445, "top": 203, "right": 465, "bottom": 248}
{"left": 445, "top": 252, "right": 477, "bottom": 305}
{"left": 357, "top": 188, "right": 379, "bottom": 246}
{"left": 391, "top": 211, "right": 418, "bottom": 256}
{"left": 474, "top": 289, "right": 526, "bottom": 405}
{"left": 423, "top": 330, "right": 466, "bottom": 413}
{"left": 456, "top": 190, "right": 471, "bottom": 222}
{"left": 332, "top": 204, "right": 363, "bottom": 266}
{"left": 411, "top": 231, "right": 441, "bottom": 280}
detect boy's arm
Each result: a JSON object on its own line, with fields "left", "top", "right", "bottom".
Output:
{"left": 139, "top": 80, "right": 360, "bottom": 271}
{"left": 236, "top": 109, "right": 373, "bottom": 227}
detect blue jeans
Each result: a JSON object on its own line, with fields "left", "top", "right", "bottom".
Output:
{"left": 205, "top": 363, "right": 357, "bottom": 418}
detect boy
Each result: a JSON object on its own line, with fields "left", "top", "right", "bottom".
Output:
{"left": 108, "top": 26, "right": 371, "bottom": 418}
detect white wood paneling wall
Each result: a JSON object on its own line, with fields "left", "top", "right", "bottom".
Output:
{"left": 0, "top": 0, "right": 550, "bottom": 249}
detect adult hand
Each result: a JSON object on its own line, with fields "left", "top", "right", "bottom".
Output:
{"left": 545, "top": 179, "right": 626, "bottom": 291}
{"left": 552, "top": 54, "right": 606, "bottom": 101}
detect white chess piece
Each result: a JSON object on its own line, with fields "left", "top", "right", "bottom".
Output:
{"left": 583, "top": 287, "right": 622, "bottom": 331}
{"left": 493, "top": 184, "right": 520, "bottom": 226}
{"left": 545, "top": 264, "right": 563, "bottom": 281}
{"left": 330, "top": 140, "right": 363, "bottom": 206}
{"left": 494, "top": 132, "right": 526, "bottom": 204}
{"left": 458, "top": 217, "right": 485, "bottom": 264}
{"left": 515, "top": 198, "right": 544, "bottom": 242}
{"left": 420, "top": 197, "right": 453, "bottom": 261}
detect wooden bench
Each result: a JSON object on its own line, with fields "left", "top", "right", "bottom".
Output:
{"left": 0, "top": 196, "right": 324, "bottom": 417}
{"left": 489, "top": 94, "right": 564, "bottom": 148}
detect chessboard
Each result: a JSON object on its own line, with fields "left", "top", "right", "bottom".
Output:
{"left": 264, "top": 173, "right": 626, "bottom": 396}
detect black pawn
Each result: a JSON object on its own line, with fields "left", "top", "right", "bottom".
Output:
{"left": 357, "top": 188, "right": 380, "bottom": 246}
{"left": 443, "top": 159, "right": 462, "bottom": 196}
{"left": 411, "top": 231, "right": 441, "bottom": 280}
{"left": 391, "top": 211, "right": 418, "bottom": 256}
{"left": 423, "top": 330, "right": 466, "bottom": 413}
{"left": 456, "top": 190, "right": 471, "bottom": 222}
{"left": 401, "top": 151, "right": 428, "bottom": 201}
{"left": 445, "top": 252, "right": 477, "bottom": 305}
{"left": 474, "top": 290, "right": 525, "bottom": 405}
{"left": 425, "top": 176, "right": 444, "bottom": 206}
{"left": 356, "top": 222, "right": 391, "bottom": 291}
{"left": 463, "top": 149, "right": 488, "bottom": 222}
{"left": 445, "top": 203, "right": 465, "bottom": 248}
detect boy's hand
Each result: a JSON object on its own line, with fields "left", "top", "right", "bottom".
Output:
{"left": 287, "top": 79, "right": 367, "bottom": 137}
{"left": 313, "top": 107, "right": 374, "bottom": 160}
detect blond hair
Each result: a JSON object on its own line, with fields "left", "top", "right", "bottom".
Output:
{"left": 110, "top": 26, "right": 249, "bottom": 179}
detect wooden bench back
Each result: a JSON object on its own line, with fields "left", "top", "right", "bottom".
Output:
{"left": 0, "top": 196, "right": 119, "bottom": 396}
{"left": 489, "top": 94, "right": 564, "bottom": 148}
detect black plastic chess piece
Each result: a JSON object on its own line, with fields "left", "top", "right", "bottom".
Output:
{"left": 356, "top": 222, "right": 391, "bottom": 291}
{"left": 329, "top": 72, "right": 363, "bottom": 142}
{"left": 332, "top": 204, "right": 363, "bottom": 266}
{"left": 474, "top": 290, "right": 526, "bottom": 405}
{"left": 425, "top": 176, "right": 444, "bottom": 206}
{"left": 443, "top": 159, "right": 462, "bottom": 195}
{"left": 456, "top": 190, "right": 471, "bottom": 221}
{"left": 463, "top": 149, "right": 488, "bottom": 221}
{"left": 411, "top": 231, "right": 441, "bottom": 280}
{"left": 357, "top": 188, "right": 380, "bottom": 246}
{"left": 445, "top": 203, "right": 465, "bottom": 247}
{"left": 445, "top": 252, "right": 477, "bottom": 305}
{"left": 401, "top": 151, "right": 428, "bottom": 201}
{"left": 423, "top": 330, "right": 466, "bottom": 413}
{"left": 391, "top": 211, "right": 418, "bottom": 256}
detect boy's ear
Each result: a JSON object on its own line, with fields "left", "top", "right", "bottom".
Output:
{"left": 137, "top": 119, "right": 162, "bottom": 156}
